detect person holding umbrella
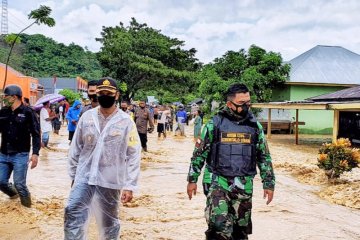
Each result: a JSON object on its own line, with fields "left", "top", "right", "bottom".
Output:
{"left": 33, "top": 93, "right": 66, "bottom": 110}
{"left": 40, "top": 101, "right": 56, "bottom": 148}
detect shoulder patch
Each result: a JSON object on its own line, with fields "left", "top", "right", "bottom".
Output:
{"left": 127, "top": 123, "right": 139, "bottom": 147}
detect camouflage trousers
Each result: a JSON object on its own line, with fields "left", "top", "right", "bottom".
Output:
{"left": 204, "top": 183, "right": 252, "bottom": 240}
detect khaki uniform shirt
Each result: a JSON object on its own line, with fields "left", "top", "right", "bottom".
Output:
{"left": 135, "top": 108, "right": 154, "bottom": 134}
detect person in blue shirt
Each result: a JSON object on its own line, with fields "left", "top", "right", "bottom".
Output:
{"left": 66, "top": 100, "right": 82, "bottom": 143}
{"left": 175, "top": 104, "right": 187, "bottom": 136}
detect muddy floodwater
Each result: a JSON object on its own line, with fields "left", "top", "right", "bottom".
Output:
{"left": 0, "top": 127, "right": 359, "bottom": 239}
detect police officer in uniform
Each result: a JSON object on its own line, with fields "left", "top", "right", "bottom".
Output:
{"left": 187, "top": 83, "right": 275, "bottom": 240}
{"left": 0, "top": 85, "right": 40, "bottom": 207}
{"left": 134, "top": 100, "right": 154, "bottom": 152}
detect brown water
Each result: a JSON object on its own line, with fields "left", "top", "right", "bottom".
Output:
{"left": 0, "top": 128, "right": 359, "bottom": 239}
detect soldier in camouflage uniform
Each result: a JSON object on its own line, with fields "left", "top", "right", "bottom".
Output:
{"left": 187, "top": 83, "right": 275, "bottom": 240}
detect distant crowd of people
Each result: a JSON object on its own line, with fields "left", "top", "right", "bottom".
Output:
{"left": 34, "top": 88, "right": 204, "bottom": 150}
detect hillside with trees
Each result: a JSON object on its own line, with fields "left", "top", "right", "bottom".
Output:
{"left": 0, "top": 34, "right": 102, "bottom": 79}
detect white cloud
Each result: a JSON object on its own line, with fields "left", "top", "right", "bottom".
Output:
{"left": 5, "top": 0, "right": 360, "bottom": 63}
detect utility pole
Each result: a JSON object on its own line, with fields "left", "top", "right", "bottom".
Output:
{"left": 0, "top": 0, "right": 7, "bottom": 98}
{"left": 1, "top": 0, "right": 8, "bottom": 35}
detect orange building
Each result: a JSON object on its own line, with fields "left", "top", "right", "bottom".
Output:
{"left": 77, "top": 76, "right": 88, "bottom": 93}
{"left": 0, "top": 63, "right": 41, "bottom": 105}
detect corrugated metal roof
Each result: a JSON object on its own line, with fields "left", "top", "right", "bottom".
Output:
{"left": 288, "top": 45, "right": 360, "bottom": 84}
{"left": 308, "top": 85, "right": 360, "bottom": 102}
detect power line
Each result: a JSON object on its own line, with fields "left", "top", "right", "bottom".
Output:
{"left": 8, "top": 10, "right": 29, "bottom": 27}
{"left": 1, "top": 0, "right": 8, "bottom": 35}
{"left": 8, "top": 19, "right": 22, "bottom": 33}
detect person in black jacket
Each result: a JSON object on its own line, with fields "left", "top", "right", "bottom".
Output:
{"left": 0, "top": 85, "right": 41, "bottom": 208}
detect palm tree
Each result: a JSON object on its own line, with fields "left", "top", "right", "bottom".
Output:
{"left": 2, "top": 5, "right": 55, "bottom": 89}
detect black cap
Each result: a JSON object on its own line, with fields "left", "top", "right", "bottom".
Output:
{"left": 4, "top": 85, "right": 22, "bottom": 97}
{"left": 97, "top": 77, "right": 117, "bottom": 93}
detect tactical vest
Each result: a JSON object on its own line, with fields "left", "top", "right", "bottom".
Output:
{"left": 210, "top": 115, "right": 258, "bottom": 177}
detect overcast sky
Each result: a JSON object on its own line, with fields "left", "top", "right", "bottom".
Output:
{"left": 5, "top": 0, "right": 360, "bottom": 63}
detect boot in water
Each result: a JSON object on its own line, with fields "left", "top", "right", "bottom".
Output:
{"left": 0, "top": 183, "right": 19, "bottom": 199}
{"left": 20, "top": 195, "right": 32, "bottom": 208}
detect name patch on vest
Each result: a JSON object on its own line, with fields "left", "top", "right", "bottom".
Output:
{"left": 221, "top": 132, "right": 251, "bottom": 144}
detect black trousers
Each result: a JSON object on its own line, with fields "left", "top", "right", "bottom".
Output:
{"left": 69, "top": 131, "right": 75, "bottom": 141}
{"left": 138, "top": 132, "right": 147, "bottom": 149}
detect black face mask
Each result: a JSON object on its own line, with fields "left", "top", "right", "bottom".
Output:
{"left": 121, "top": 107, "right": 127, "bottom": 111}
{"left": 98, "top": 95, "right": 116, "bottom": 108}
{"left": 140, "top": 105, "right": 145, "bottom": 109}
{"left": 88, "top": 94, "right": 98, "bottom": 103}
{"left": 230, "top": 101, "right": 249, "bottom": 117}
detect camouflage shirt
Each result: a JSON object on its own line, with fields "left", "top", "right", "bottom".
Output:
{"left": 187, "top": 112, "right": 275, "bottom": 192}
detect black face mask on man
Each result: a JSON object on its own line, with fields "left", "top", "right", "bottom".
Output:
{"left": 121, "top": 107, "right": 127, "bottom": 111}
{"left": 88, "top": 94, "right": 98, "bottom": 103}
{"left": 98, "top": 95, "right": 116, "bottom": 108}
{"left": 230, "top": 101, "right": 250, "bottom": 117}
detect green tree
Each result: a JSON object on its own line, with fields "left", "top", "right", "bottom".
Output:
{"left": 242, "top": 45, "right": 290, "bottom": 102}
{"left": 58, "top": 89, "right": 82, "bottom": 105}
{"left": 198, "top": 45, "right": 290, "bottom": 112}
{"left": 96, "top": 18, "right": 200, "bottom": 99}
{"left": 3, "top": 5, "right": 55, "bottom": 89}
{"left": 212, "top": 50, "right": 247, "bottom": 80}
{"left": 134, "top": 88, "right": 197, "bottom": 105}
{"left": 198, "top": 65, "right": 235, "bottom": 112}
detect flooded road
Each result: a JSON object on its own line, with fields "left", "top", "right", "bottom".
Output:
{"left": 0, "top": 127, "right": 359, "bottom": 239}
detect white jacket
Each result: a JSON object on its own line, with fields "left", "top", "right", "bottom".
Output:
{"left": 68, "top": 107, "right": 141, "bottom": 191}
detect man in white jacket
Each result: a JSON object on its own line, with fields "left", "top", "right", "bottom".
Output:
{"left": 64, "top": 77, "right": 141, "bottom": 240}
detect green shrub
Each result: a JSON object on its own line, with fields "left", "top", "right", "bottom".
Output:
{"left": 317, "top": 138, "right": 360, "bottom": 179}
